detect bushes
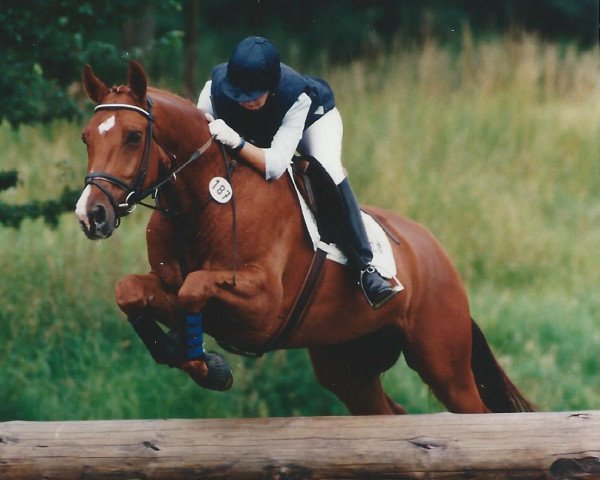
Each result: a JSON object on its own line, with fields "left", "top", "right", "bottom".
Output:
{"left": 0, "top": 174, "right": 80, "bottom": 228}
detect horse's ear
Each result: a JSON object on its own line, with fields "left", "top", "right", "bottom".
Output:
{"left": 82, "top": 64, "right": 109, "bottom": 104}
{"left": 128, "top": 61, "right": 147, "bottom": 102}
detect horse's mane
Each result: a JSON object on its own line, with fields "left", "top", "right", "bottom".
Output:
{"left": 148, "top": 86, "right": 199, "bottom": 114}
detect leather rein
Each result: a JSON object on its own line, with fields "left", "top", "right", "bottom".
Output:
{"left": 85, "top": 97, "right": 214, "bottom": 226}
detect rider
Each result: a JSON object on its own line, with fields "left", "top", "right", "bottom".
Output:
{"left": 197, "top": 36, "right": 401, "bottom": 309}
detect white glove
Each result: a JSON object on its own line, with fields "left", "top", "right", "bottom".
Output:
{"left": 209, "top": 119, "right": 243, "bottom": 150}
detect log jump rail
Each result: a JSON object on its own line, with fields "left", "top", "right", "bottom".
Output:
{"left": 1, "top": 411, "right": 599, "bottom": 479}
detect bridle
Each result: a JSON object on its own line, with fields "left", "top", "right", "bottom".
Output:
{"left": 85, "top": 96, "right": 238, "bottom": 286}
{"left": 85, "top": 97, "right": 214, "bottom": 226}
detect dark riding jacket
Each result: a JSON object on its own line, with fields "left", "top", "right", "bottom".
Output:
{"left": 211, "top": 63, "right": 335, "bottom": 148}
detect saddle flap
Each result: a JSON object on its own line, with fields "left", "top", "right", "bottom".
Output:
{"left": 291, "top": 155, "right": 344, "bottom": 243}
{"left": 287, "top": 159, "right": 399, "bottom": 280}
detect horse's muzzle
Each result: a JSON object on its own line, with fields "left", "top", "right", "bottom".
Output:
{"left": 79, "top": 204, "right": 114, "bottom": 239}
{"left": 76, "top": 186, "right": 117, "bottom": 240}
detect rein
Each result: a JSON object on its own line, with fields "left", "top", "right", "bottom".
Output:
{"left": 85, "top": 98, "right": 214, "bottom": 223}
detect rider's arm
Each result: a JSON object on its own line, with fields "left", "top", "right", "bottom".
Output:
{"left": 205, "top": 92, "right": 311, "bottom": 181}
{"left": 259, "top": 93, "right": 310, "bottom": 180}
{"left": 196, "top": 81, "right": 214, "bottom": 117}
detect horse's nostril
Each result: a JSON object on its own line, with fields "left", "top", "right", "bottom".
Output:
{"left": 92, "top": 204, "right": 106, "bottom": 225}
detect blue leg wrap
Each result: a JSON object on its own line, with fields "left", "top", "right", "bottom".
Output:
{"left": 186, "top": 313, "right": 206, "bottom": 360}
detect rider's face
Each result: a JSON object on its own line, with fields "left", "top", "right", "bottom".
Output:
{"left": 239, "top": 92, "right": 269, "bottom": 110}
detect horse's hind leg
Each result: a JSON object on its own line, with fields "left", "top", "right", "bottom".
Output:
{"left": 308, "top": 327, "right": 406, "bottom": 415}
{"left": 403, "top": 307, "right": 489, "bottom": 413}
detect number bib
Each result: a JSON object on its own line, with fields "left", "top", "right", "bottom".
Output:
{"left": 209, "top": 177, "right": 233, "bottom": 204}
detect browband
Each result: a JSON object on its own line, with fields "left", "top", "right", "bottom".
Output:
{"left": 94, "top": 103, "right": 151, "bottom": 118}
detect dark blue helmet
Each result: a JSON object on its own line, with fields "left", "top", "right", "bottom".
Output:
{"left": 223, "top": 36, "right": 281, "bottom": 102}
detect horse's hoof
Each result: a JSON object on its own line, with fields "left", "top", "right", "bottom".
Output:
{"left": 183, "top": 352, "right": 233, "bottom": 392}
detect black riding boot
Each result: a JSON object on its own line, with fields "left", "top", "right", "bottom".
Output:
{"left": 337, "top": 178, "right": 401, "bottom": 308}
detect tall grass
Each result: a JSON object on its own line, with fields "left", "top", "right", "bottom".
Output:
{"left": 335, "top": 32, "right": 599, "bottom": 412}
{"left": 0, "top": 33, "right": 598, "bottom": 419}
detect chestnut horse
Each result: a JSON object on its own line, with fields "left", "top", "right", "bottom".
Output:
{"left": 76, "top": 61, "right": 532, "bottom": 415}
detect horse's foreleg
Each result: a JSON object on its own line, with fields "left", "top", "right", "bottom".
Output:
{"left": 115, "top": 272, "right": 234, "bottom": 390}
{"left": 114, "top": 272, "right": 186, "bottom": 367}
{"left": 177, "top": 264, "right": 280, "bottom": 325}
{"left": 115, "top": 271, "right": 180, "bottom": 327}
{"left": 176, "top": 265, "right": 279, "bottom": 391}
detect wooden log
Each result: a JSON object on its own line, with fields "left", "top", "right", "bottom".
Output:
{"left": 1, "top": 411, "right": 599, "bottom": 479}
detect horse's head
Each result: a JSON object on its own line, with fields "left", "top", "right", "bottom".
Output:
{"left": 76, "top": 61, "right": 173, "bottom": 239}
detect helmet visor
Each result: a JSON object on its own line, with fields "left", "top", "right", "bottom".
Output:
{"left": 223, "top": 36, "right": 280, "bottom": 103}
{"left": 221, "top": 79, "right": 269, "bottom": 103}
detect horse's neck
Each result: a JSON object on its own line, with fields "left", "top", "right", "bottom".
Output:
{"left": 151, "top": 89, "right": 215, "bottom": 212}
{"left": 149, "top": 89, "right": 306, "bottom": 262}
{"left": 151, "top": 89, "right": 208, "bottom": 159}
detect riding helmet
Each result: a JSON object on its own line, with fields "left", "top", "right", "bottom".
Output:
{"left": 223, "top": 36, "right": 281, "bottom": 102}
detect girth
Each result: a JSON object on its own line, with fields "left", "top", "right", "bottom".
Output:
{"left": 263, "top": 246, "right": 327, "bottom": 352}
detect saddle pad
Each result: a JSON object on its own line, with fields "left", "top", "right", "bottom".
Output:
{"left": 287, "top": 167, "right": 398, "bottom": 279}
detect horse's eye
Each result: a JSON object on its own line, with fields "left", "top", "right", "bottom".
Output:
{"left": 126, "top": 131, "right": 142, "bottom": 145}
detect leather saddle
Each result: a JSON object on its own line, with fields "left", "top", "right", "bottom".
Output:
{"left": 290, "top": 155, "right": 344, "bottom": 244}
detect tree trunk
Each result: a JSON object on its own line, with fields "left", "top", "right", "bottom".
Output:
{"left": 183, "top": 0, "right": 200, "bottom": 100}
{"left": 0, "top": 412, "right": 599, "bottom": 479}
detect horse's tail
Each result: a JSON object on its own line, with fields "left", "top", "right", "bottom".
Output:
{"left": 470, "top": 318, "right": 535, "bottom": 412}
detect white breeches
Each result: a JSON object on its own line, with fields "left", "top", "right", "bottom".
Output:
{"left": 298, "top": 107, "right": 345, "bottom": 185}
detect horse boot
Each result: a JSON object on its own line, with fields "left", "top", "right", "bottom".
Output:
{"left": 128, "top": 315, "right": 233, "bottom": 391}
{"left": 337, "top": 178, "right": 402, "bottom": 309}
{"left": 178, "top": 314, "right": 234, "bottom": 392}
{"left": 128, "top": 316, "right": 185, "bottom": 367}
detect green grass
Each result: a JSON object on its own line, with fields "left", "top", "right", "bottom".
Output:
{"left": 0, "top": 33, "right": 598, "bottom": 419}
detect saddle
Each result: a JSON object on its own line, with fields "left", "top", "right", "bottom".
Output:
{"left": 289, "top": 156, "right": 400, "bottom": 277}
{"left": 290, "top": 155, "right": 344, "bottom": 244}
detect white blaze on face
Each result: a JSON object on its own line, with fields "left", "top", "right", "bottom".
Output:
{"left": 98, "top": 115, "right": 116, "bottom": 134}
{"left": 75, "top": 185, "right": 93, "bottom": 229}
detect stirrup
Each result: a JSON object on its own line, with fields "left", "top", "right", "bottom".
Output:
{"left": 359, "top": 266, "right": 403, "bottom": 309}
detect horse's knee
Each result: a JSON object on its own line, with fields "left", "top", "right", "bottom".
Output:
{"left": 115, "top": 275, "right": 150, "bottom": 316}
{"left": 178, "top": 271, "right": 211, "bottom": 313}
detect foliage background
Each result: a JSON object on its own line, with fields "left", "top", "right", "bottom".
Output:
{"left": 0, "top": 1, "right": 598, "bottom": 420}
{"left": 0, "top": 0, "right": 595, "bottom": 125}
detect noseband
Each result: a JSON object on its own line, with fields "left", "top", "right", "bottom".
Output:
{"left": 85, "top": 98, "right": 213, "bottom": 226}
